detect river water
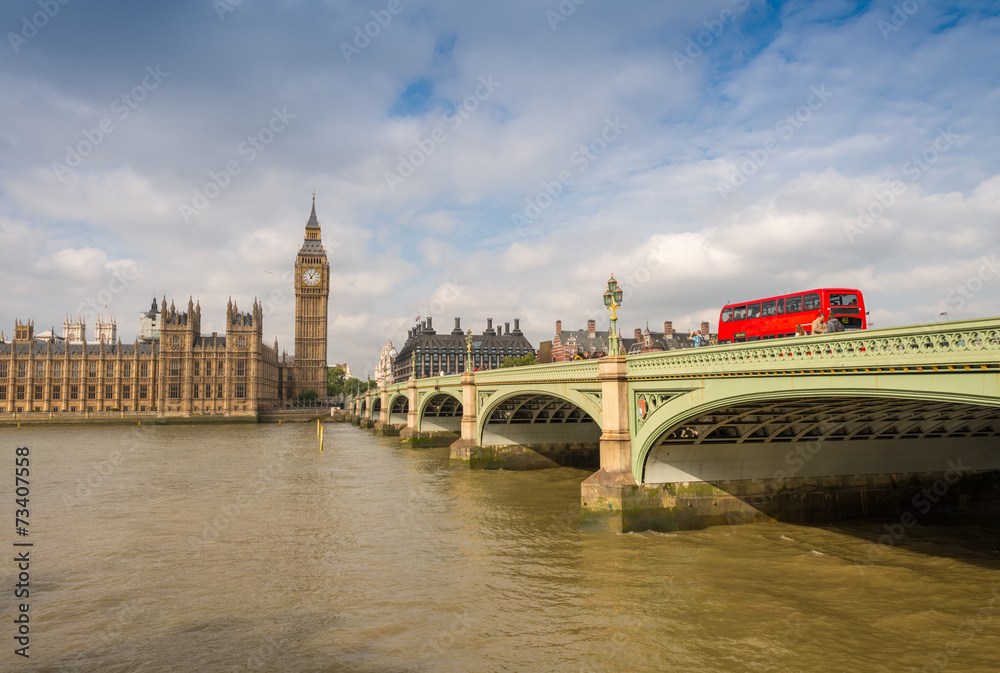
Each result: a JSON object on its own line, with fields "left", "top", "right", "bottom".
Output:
{"left": 2, "top": 422, "right": 999, "bottom": 673}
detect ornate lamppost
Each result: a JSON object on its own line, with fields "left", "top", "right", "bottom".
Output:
{"left": 603, "top": 274, "right": 624, "bottom": 356}
{"left": 465, "top": 328, "right": 473, "bottom": 373}
{"left": 410, "top": 351, "right": 417, "bottom": 380}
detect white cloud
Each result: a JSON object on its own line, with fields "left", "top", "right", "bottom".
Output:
{"left": 1, "top": 1, "right": 999, "bottom": 371}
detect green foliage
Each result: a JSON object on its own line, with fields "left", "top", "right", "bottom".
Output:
{"left": 297, "top": 390, "right": 319, "bottom": 402}
{"left": 340, "top": 377, "right": 376, "bottom": 397}
{"left": 499, "top": 353, "right": 539, "bottom": 368}
{"left": 327, "top": 366, "right": 346, "bottom": 396}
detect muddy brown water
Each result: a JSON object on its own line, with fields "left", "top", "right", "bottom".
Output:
{"left": 2, "top": 423, "right": 998, "bottom": 672}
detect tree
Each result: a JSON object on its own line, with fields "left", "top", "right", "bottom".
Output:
{"left": 327, "top": 366, "right": 346, "bottom": 397}
{"left": 343, "top": 377, "right": 374, "bottom": 396}
{"left": 499, "top": 353, "right": 539, "bottom": 368}
{"left": 297, "top": 390, "right": 319, "bottom": 402}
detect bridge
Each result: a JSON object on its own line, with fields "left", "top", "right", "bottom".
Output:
{"left": 350, "top": 317, "right": 1000, "bottom": 532}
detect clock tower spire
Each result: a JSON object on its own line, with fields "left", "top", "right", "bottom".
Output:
{"left": 293, "top": 193, "right": 330, "bottom": 399}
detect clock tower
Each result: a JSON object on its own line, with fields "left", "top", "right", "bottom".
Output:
{"left": 293, "top": 195, "right": 330, "bottom": 398}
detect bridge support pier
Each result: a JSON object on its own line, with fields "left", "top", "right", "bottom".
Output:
{"left": 580, "top": 355, "right": 645, "bottom": 532}
{"left": 449, "top": 371, "right": 480, "bottom": 462}
{"left": 399, "top": 377, "right": 452, "bottom": 445}
{"left": 359, "top": 390, "right": 375, "bottom": 429}
{"left": 374, "top": 385, "right": 389, "bottom": 430}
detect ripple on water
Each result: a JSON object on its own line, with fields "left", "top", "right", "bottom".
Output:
{"left": 8, "top": 424, "right": 1000, "bottom": 673}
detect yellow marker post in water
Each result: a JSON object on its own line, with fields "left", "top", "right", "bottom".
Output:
{"left": 319, "top": 425, "right": 324, "bottom": 452}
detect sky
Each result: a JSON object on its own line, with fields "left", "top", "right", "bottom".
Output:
{"left": 1, "top": 0, "right": 999, "bottom": 377}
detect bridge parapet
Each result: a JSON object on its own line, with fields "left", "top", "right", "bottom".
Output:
{"left": 627, "top": 317, "right": 1000, "bottom": 378}
{"left": 473, "top": 359, "right": 600, "bottom": 384}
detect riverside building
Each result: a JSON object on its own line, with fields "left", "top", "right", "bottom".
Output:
{"left": 0, "top": 198, "right": 330, "bottom": 417}
{"left": 391, "top": 317, "right": 534, "bottom": 383}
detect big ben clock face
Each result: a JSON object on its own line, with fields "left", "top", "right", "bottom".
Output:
{"left": 302, "top": 269, "right": 320, "bottom": 286}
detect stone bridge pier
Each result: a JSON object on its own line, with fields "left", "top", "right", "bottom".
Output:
{"left": 372, "top": 318, "right": 1000, "bottom": 533}
{"left": 579, "top": 355, "right": 644, "bottom": 532}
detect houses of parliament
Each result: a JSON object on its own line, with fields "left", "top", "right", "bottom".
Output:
{"left": 0, "top": 199, "right": 330, "bottom": 417}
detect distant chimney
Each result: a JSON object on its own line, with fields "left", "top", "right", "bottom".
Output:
{"left": 426, "top": 317, "right": 433, "bottom": 330}
{"left": 556, "top": 320, "right": 562, "bottom": 334}
{"left": 505, "top": 322, "right": 510, "bottom": 334}
{"left": 664, "top": 321, "right": 673, "bottom": 337}
{"left": 701, "top": 321, "right": 710, "bottom": 337}
{"left": 588, "top": 319, "right": 596, "bottom": 338}
{"left": 634, "top": 328, "right": 642, "bottom": 341}
{"left": 455, "top": 317, "right": 461, "bottom": 329}
{"left": 514, "top": 319, "right": 520, "bottom": 333}
{"left": 487, "top": 318, "right": 493, "bottom": 330}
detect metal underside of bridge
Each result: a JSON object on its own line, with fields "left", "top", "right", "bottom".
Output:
{"left": 423, "top": 394, "right": 461, "bottom": 418}
{"left": 487, "top": 394, "right": 595, "bottom": 425}
{"left": 658, "top": 396, "right": 1000, "bottom": 445}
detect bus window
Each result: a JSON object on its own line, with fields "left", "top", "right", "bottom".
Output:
{"left": 733, "top": 305, "right": 747, "bottom": 320}
{"left": 747, "top": 303, "right": 761, "bottom": 319}
{"left": 761, "top": 300, "right": 776, "bottom": 317}
{"left": 785, "top": 295, "right": 802, "bottom": 313}
{"left": 803, "top": 293, "right": 821, "bottom": 311}
{"left": 829, "top": 292, "right": 859, "bottom": 306}
{"left": 721, "top": 308, "right": 733, "bottom": 323}
{"left": 776, "top": 298, "right": 785, "bottom": 314}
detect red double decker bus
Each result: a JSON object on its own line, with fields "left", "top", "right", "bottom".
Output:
{"left": 717, "top": 288, "right": 866, "bottom": 343}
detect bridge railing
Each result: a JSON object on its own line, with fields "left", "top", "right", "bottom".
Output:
{"left": 627, "top": 316, "right": 1000, "bottom": 377}
{"left": 473, "top": 359, "right": 600, "bottom": 384}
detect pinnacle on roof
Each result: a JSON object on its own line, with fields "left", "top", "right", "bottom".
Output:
{"left": 306, "top": 192, "right": 321, "bottom": 230}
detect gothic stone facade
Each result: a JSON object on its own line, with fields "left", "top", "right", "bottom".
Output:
{"left": 0, "top": 199, "right": 329, "bottom": 416}
{"left": 0, "top": 300, "right": 280, "bottom": 417}
{"left": 292, "top": 198, "right": 330, "bottom": 398}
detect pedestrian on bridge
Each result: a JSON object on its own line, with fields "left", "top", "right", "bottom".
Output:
{"left": 811, "top": 313, "right": 828, "bottom": 335}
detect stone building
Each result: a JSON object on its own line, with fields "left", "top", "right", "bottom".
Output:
{"left": 548, "top": 319, "right": 637, "bottom": 362}
{"left": 374, "top": 340, "right": 395, "bottom": 387}
{"left": 391, "top": 317, "right": 534, "bottom": 383}
{"left": 0, "top": 299, "right": 281, "bottom": 416}
{"left": 291, "top": 196, "right": 330, "bottom": 398}
{"left": 0, "top": 197, "right": 331, "bottom": 417}
{"left": 540, "top": 319, "right": 713, "bottom": 362}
